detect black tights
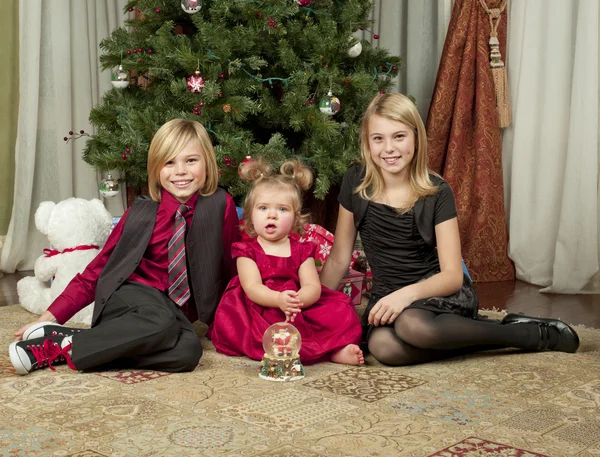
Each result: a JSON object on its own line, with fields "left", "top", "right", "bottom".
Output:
{"left": 367, "top": 308, "right": 547, "bottom": 366}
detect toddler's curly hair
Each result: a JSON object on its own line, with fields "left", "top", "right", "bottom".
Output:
{"left": 240, "top": 158, "right": 313, "bottom": 237}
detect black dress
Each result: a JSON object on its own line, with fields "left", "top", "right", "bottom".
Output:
{"left": 337, "top": 165, "right": 478, "bottom": 331}
{"left": 359, "top": 202, "right": 478, "bottom": 325}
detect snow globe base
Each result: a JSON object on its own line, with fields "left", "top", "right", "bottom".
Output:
{"left": 259, "top": 354, "right": 304, "bottom": 382}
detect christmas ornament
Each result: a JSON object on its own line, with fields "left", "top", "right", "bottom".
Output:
{"left": 238, "top": 155, "right": 254, "bottom": 176}
{"left": 259, "top": 323, "right": 304, "bottom": 382}
{"left": 111, "top": 65, "right": 129, "bottom": 89}
{"left": 181, "top": 0, "right": 201, "bottom": 14}
{"left": 295, "top": 0, "right": 311, "bottom": 6}
{"left": 186, "top": 70, "right": 205, "bottom": 93}
{"left": 347, "top": 40, "right": 362, "bottom": 58}
{"left": 99, "top": 173, "right": 121, "bottom": 198}
{"left": 223, "top": 104, "right": 232, "bottom": 113}
{"left": 319, "top": 91, "right": 341, "bottom": 116}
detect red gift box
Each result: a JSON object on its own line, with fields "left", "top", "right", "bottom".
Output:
{"left": 294, "top": 223, "right": 335, "bottom": 264}
{"left": 317, "top": 266, "right": 364, "bottom": 306}
{"left": 337, "top": 268, "right": 365, "bottom": 305}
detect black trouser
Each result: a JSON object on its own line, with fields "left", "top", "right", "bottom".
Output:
{"left": 71, "top": 282, "right": 202, "bottom": 372}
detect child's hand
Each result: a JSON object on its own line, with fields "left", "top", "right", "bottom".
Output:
{"left": 368, "top": 291, "right": 412, "bottom": 326}
{"left": 277, "top": 290, "right": 302, "bottom": 319}
{"left": 14, "top": 311, "right": 58, "bottom": 342}
{"left": 285, "top": 311, "right": 299, "bottom": 323}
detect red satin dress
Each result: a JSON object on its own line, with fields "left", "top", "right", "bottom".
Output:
{"left": 207, "top": 238, "right": 362, "bottom": 365}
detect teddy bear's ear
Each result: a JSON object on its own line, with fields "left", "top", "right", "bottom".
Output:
{"left": 89, "top": 199, "right": 111, "bottom": 219}
{"left": 35, "top": 201, "right": 56, "bottom": 235}
{"left": 90, "top": 198, "right": 112, "bottom": 217}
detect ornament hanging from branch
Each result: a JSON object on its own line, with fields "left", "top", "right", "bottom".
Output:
{"left": 319, "top": 91, "right": 341, "bottom": 116}
{"left": 187, "top": 60, "right": 205, "bottom": 93}
{"left": 238, "top": 155, "right": 254, "bottom": 177}
{"left": 99, "top": 173, "right": 121, "bottom": 198}
{"left": 181, "top": 0, "right": 201, "bottom": 14}
{"left": 187, "top": 70, "right": 205, "bottom": 93}
{"left": 111, "top": 65, "right": 130, "bottom": 89}
{"left": 347, "top": 39, "right": 362, "bottom": 58}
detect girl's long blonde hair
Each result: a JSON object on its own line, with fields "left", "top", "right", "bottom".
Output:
{"left": 240, "top": 158, "right": 313, "bottom": 237}
{"left": 147, "top": 119, "right": 219, "bottom": 202}
{"left": 356, "top": 92, "right": 438, "bottom": 211}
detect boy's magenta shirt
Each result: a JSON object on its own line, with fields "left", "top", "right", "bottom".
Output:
{"left": 47, "top": 190, "right": 240, "bottom": 324}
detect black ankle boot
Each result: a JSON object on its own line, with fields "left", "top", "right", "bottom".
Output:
{"left": 502, "top": 313, "right": 580, "bottom": 353}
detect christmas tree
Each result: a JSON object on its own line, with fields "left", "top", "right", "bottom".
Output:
{"left": 83, "top": 0, "right": 401, "bottom": 200}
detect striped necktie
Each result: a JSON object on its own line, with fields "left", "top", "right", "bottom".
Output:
{"left": 168, "top": 204, "right": 191, "bottom": 306}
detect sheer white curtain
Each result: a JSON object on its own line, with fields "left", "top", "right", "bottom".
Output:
{"left": 503, "top": 0, "right": 600, "bottom": 293}
{"left": 364, "top": 0, "right": 453, "bottom": 121}
{"left": 1, "top": 0, "right": 127, "bottom": 273}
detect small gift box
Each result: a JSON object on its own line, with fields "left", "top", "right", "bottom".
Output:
{"left": 337, "top": 268, "right": 365, "bottom": 305}
{"left": 317, "top": 266, "right": 365, "bottom": 306}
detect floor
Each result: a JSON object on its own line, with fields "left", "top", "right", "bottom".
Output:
{"left": 1, "top": 271, "right": 599, "bottom": 328}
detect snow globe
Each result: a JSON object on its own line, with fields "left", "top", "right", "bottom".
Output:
{"left": 259, "top": 322, "right": 304, "bottom": 381}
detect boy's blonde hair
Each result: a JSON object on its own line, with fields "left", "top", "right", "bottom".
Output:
{"left": 356, "top": 92, "right": 438, "bottom": 210}
{"left": 147, "top": 119, "right": 219, "bottom": 202}
{"left": 240, "top": 158, "right": 313, "bottom": 237}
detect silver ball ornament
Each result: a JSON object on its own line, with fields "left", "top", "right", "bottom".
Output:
{"left": 347, "top": 40, "right": 362, "bottom": 58}
{"left": 111, "top": 65, "right": 129, "bottom": 89}
{"left": 319, "top": 91, "right": 341, "bottom": 116}
{"left": 181, "top": 0, "right": 201, "bottom": 14}
{"left": 99, "top": 173, "right": 121, "bottom": 198}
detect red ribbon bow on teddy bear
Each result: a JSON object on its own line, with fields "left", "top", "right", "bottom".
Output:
{"left": 43, "top": 245, "right": 100, "bottom": 258}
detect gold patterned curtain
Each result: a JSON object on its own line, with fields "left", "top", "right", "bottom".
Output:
{"left": 426, "top": 0, "right": 514, "bottom": 282}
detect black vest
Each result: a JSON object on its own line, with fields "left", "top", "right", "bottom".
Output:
{"left": 93, "top": 189, "right": 226, "bottom": 325}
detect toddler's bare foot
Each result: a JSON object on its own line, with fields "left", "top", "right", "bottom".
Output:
{"left": 331, "top": 344, "right": 364, "bottom": 365}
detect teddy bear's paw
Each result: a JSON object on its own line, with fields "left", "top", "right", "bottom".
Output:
{"left": 17, "top": 276, "right": 51, "bottom": 314}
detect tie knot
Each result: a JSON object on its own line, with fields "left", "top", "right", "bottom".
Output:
{"left": 176, "top": 205, "right": 191, "bottom": 217}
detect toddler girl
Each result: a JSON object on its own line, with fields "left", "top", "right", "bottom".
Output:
{"left": 208, "top": 159, "right": 364, "bottom": 365}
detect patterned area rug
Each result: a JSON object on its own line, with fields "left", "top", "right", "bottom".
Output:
{"left": 1, "top": 304, "right": 600, "bottom": 457}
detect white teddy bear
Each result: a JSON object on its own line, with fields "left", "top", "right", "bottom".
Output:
{"left": 17, "top": 198, "right": 113, "bottom": 325}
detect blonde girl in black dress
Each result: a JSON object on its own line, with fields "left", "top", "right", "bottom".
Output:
{"left": 320, "top": 92, "right": 579, "bottom": 366}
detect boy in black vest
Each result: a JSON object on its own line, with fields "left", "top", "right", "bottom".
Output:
{"left": 9, "top": 119, "right": 240, "bottom": 375}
